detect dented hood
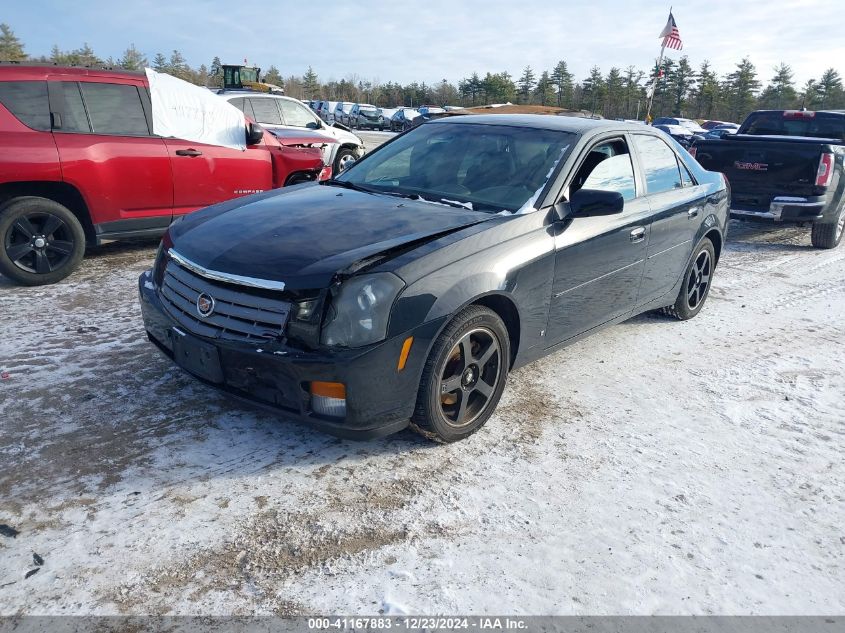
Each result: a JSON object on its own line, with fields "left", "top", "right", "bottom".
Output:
{"left": 169, "top": 184, "right": 490, "bottom": 290}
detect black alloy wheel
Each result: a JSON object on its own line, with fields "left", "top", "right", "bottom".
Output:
{"left": 686, "top": 248, "right": 712, "bottom": 311}
{"left": 0, "top": 197, "right": 86, "bottom": 286}
{"left": 412, "top": 305, "right": 510, "bottom": 443}
{"left": 662, "top": 238, "right": 716, "bottom": 321}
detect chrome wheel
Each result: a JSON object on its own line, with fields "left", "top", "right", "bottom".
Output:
{"left": 336, "top": 151, "right": 356, "bottom": 172}
{"left": 686, "top": 248, "right": 711, "bottom": 310}
{"left": 438, "top": 327, "right": 502, "bottom": 428}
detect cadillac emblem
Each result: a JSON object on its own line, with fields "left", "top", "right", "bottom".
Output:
{"left": 196, "top": 293, "right": 215, "bottom": 318}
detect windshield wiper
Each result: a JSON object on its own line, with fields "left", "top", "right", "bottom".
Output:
{"left": 323, "top": 179, "right": 375, "bottom": 193}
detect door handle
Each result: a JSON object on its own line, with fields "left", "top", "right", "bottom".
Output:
{"left": 688, "top": 206, "right": 701, "bottom": 218}
{"left": 630, "top": 227, "right": 646, "bottom": 243}
{"left": 175, "top": 148, "right": 202, "bottom": 157}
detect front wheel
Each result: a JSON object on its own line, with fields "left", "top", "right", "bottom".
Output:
{"left": 0, "top": 197, "right": 86, "bottom": 286}
{"left": 661, "top": 238, "right": 716, "bottom": 320}
{"left": 411, "top": 305, "right": 510, "bottom": 443}
{"left": 334, "top": 148, "right": 357, "bottom": 174}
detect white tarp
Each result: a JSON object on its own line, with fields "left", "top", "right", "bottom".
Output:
{"left": 145, "top": 68, "right": 246, "bottom": 150}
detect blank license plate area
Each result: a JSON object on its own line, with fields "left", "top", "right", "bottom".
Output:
{"left": 171, "top": 329, "right": 224, "bottom": 383}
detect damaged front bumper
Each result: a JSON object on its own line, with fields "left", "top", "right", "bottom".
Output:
{"left": 138, "top": 272, "right": 443, "bottom": 439}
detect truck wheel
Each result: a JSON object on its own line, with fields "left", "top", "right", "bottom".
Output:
{"left": 810, "top": 201, "right": 845, "bottom": 249}
{"left": 661, "top": 238, "right": 716, "bottom": 321}
{"left": 334, "top": 148, "right": 356, "bottom": 174}
{"left": 410, "top": 305, "right": 510, "bottom": 443}
{"left": 0, "top": 197, "right": 86, "bottom": 286}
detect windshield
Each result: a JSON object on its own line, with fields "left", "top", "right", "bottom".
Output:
{"left": 336, "top": 122, "right": 574, "bottom": 213}
{"left": 739, "top": 112, "right": 845, "bottom": 140}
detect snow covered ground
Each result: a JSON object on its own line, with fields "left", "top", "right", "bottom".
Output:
{"left": 0, "top": 221, "right": 843, "bottom": 615}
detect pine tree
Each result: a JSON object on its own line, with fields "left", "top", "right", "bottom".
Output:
{"left": 168, "top": 50, "right": 190, "bottom": 80}
{"left": 604, "top": 67, "right": 624, "bottom": 118}
{"left": 302, "top": 66, "right": 319, "bottom": 98}
{"left": 622, "top": 66, "right": 645, "bottom": 119}
{"left": 264, "top": 65, "right": 283, "bottom": 86}
{"left": 0, "top": 23, "right": 26, "bottom": 61}
{"left": 667, "top": 55, "right": 696, "bottom": 115}
{"left": 724, "top": 57, "right": 760, "bottom": 121}
{"left": 517, "top": 66, "right": 536, "bottom": 104}
{"left": 119, "top": 44, "right": 148, "bottom": 71}
{"left": 208, "top": 56, "right": 223, "bottom": 87}
{"left": 72, "top": 43, "right": 101, "bottom": 66}
{"left": 757, "top": 63, "right": 797, "bottom": 110}
{"left": 152, "top": 53, "right": 168, "bottom": 72}
{"left": 581, "top": 66, "right": 605, "bottom": 114}
{"left": 533, "top": 71, "right": 553, "bottom": 106}
{"left": 550, "top": 60, "right": 574, "bottom": 108}
{"left": 815, "top": 68, "right": 843, "bottom": 108}
{"left": 690, "top": 60, "right": 720, "bottom": 119}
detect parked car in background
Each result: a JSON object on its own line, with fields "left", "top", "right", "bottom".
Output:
{"left": 318, "top": 100, "right": 338, "bottom": 123}
{"left": 691, "top": 109, "right": 845, "bottom": 249}
{"left": 349, "top": 103, "right": 385, "bottom": 130}
{"left": 700, "top": 127, "right": 737, "bottom": 140}
{"left": 417, "top": 106, "right": 446, "bottom": 117}
{"left": 380, "top": 107, "right": 399, "bottom": 127}
{"left": 0, "top": 65, "right": 326, "bottom": 285}
{"left": 653, "top": 116, "right": 707, "bottom": 135}
{"left": 390, "top": 108, "right": 420, "bottom": 132}
{"left": 139, "top": 115, "right": 728, "bottom": 442}
{"left": 653, "top": 124, "right": 699, "bottom": 148}
{"left": 701, "top": 120, "right": 739, "bottom": 130}
{"left": 221, "top": 93, "right": 365, "bottom": 174}
{"left": 334, "top": 102, "right": 356, "bottom": 127}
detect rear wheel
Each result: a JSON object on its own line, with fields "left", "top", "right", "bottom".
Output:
{"left": 411, "top": 305, "right": 510, "bottom": 443}
{"left": 661, "top": 238, "right": 715, "bottom": 321}
{"left": 0, "top": 197, "right": 86, "bottom": 286}
{"left": 810, "top": 200, "right": 845, "bottom": 249}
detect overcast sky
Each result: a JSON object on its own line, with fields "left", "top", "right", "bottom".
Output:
{"left": 6, "top": 0, "right": 842, "bottom": 88}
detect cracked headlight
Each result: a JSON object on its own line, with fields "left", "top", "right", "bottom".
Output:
{"left": 321, "top": 273, "right": 404, "bottom": 348}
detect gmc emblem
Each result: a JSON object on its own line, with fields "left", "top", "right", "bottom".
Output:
{"left": 734, "top": 161, "right": 768, "bottom": 171}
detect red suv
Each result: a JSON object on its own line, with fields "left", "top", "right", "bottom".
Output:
{"left": 0, "top": 65, "right": 330, "bottom": 285}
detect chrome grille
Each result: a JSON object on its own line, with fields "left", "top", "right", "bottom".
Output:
{"left": 160, "top": 260, "right": 291, "bottom": 342}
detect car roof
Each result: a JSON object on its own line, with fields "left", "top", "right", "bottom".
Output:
{"left": 434, "top": 113, "right": 640, "bottom": 134}
{"left": 0, "top": 63, "right": 144, "bottom": 81}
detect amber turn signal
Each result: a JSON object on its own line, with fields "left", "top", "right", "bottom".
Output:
{"left": 397, "top": 336, "right": 414, "bottom": 371}
{"left": 310, "top": 381, "right": 346, "bottom": 399}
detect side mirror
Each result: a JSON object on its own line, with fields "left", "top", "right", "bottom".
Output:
{"left": 564, "top": 188, "right": 625, "bottom": 219}
{"left": 306, "top": 120, "right": 321, "bottom": 130}
{"left": 246, "top": 122, "right": 264, "bottom": 145}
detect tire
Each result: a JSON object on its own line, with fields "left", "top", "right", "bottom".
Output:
{"left": 334, "top": 148, "right": 357, "bottom": 174}
{"left": 810, "top": 199, "right": 845, "bottom": 249}
{"left": 0, "top": 197, "right": 86, "bottom": 286}
{"left": 411, "top": 305, "right": 510, "bottom": 443}
{"left": 661, "top": 238, "right": 716, "bottom": 321}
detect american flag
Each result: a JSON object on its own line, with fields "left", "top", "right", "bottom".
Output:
{"left": 659, "top": 11, "right": 683, "bottom": 50}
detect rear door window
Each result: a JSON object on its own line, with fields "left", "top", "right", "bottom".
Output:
{"left": 278, "top": 99, "right": 317, "bottom": 127}
{"left": 79, "top": 82, "right": 150, "bottom": 136}
{"left": 0, "top": 81, "right": 51, "bottom": 131}
{"left": 632, "top": 134, "right": 682, "bottom": 194}
{"left": 60, "top": 82, "right": 91, "bottom": 133}
{"left": 248, "top": 98, "right": 283, "bottom": 125}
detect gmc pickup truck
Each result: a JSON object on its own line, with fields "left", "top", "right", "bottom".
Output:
{"left": 690, "top": 110, "right": 845, "bottom": 249}
{"left": 0, "top": 65, "right": 329, "bottom": 286}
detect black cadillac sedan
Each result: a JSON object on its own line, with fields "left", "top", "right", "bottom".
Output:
{"left": 139, "top": 115, "right": 729, "bottom": 443}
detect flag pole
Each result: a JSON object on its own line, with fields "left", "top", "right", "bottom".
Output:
{"left": 646, "top": 6, "right": 671, "bottom": 123}
{"left": 645, "top": 40, "right": 667, "bottom": 122}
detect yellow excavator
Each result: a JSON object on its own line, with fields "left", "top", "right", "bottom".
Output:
{"left": 221, "top": 63, "right": 284, "bottom": 94}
